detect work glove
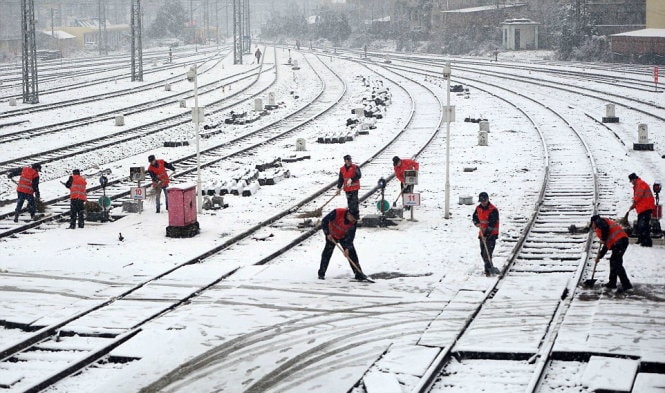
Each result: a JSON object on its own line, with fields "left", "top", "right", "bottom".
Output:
{"left": 35, "top": 192, "right": 41, "bottom": 201}
{"left": 335, "top": 188, "right": 341, "bottom": 196}
{"left": 483, "top": 230, "right": 492, "bottom": 238}
{"left": 7, "top": 174, "right": 12, "bottom": 179}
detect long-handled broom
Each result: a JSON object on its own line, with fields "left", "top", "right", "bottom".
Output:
{"left": 297, "top": 194, "right": 337, "bottom": 218}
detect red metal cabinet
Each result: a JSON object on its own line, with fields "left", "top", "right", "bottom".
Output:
{"left": 167, "top": 184, "right": 197, "bottom": 227}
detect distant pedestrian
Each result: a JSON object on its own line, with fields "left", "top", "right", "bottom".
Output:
{"left": 392, "top": 156, "right": 419, "bottom": 194}
{"left": 147, "top": 154, "right": 176, "bottom": 213}
{"left": 590, "top": 215, "right": 632, "bottom": 292}
{"left": 472, "top": 192, "right": 500, "bottom": 276}
{"left": 627, "top": 173, "right": 655, "bottom": 247}
{"left": 318, "top": 208, "right": 365, "bottom": 280}
{"left": 8, "top": 162, "right": 41, "bottom": 222}
{"left": 336, "top": 154, "right": 361, "bottom": 213}
{"left": 254, "top": 47, "right": 261, "bottom": 64}
{"left": 64, "top": 169, "right": 87, "bottom": 229}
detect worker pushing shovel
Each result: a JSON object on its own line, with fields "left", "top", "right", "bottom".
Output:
{"left": 317, "top": 208, "right": 373, "bottom": 282}
{"left": 472, "top": 192, "right": 501, "bottom": 276}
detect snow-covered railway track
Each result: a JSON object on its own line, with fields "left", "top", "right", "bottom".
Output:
{"left": 0, "top": 53, "right": 441, "bottom": 393}
{"left": 388, "top": 69, "right": 603, "bottom": 393}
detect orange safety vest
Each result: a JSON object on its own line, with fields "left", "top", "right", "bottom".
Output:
{"left": 147, "top": 159, "right": 171, "bottom": 187}
{"left": 595, "top": 218, "right": 628, "bottom": 249}
{"left": 476, "top": 203, "right": 499, "bottom": 237}
{"left": 69, "top": 175, "right": 87, "bottom": 201}
{"left": 394, "top": 158, "right": 419, "bottom": 183}
{"left": 633, "top": 178, "right": 655, "bottom": 214}
{"left": 16, "top": 167, "right": 38, "bottom": 195}
{"left": 340, "top": 164, "right": 360, "bottom": 192}
{"left": 328, "top": 208, "right": 355, "bottom": 240}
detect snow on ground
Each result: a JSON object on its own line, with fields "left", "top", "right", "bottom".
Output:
{"left": 1, "top": 45, "right": 664, "bottom": 392}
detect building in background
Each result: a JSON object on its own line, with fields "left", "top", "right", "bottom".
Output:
{"left": 610, "top": 0, "right": 665, "bottom": 63}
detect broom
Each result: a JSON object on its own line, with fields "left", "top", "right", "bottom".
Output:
{"left": 297, "top": 194, "right": 337, "bottom": 218}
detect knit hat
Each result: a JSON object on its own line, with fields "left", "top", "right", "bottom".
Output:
{"left": 590, "top": 214, "right": 600, "bottom": 225}
{"left": 32, "top": 163, "right": 42, "bottom": 171}
{"left": 148, "top": 154, "right": 156, "bottom": 162}
{"left": 72, "top": 169, "right": 81, "bottom": 175}
{"left": 628, "top": 173, "right": 638, "bottom": 181}
{"left": 478, "top": 192, "right": 489, "bottom": 202}
{"left": 343, "top": 154, "right": 352, "bottom": 161}
{"left": 392, "top": 156, "right": 400, "bottom": 166}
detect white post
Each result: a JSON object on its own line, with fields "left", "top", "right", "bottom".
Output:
{"left": 195, "top": 66, "right": 202, "bottom": 214}
{"left": 443, "top": 61, "right": 452, "bottom": 219}
{"left": 188, "top": 64, "right": 203, "bottom": 214}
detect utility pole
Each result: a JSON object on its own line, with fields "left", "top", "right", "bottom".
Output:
{"left": 130, "top": 0, "right": 143, "bottom": 81}
{"left": 232, "top": 0, "right": 242, "bottom": 64}
{"left": 21, "top": 0, "right": 39, "bottom": 104}
{"left": 98, "top": 0, "right": 107, "bottom": 55}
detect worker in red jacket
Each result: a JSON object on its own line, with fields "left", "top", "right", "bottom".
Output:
{"left": 392, "top": 156, "right": 419, "bottom": 194}
{"left": 64, "top": 169, "right": 87, "bottom": 229}
{"left": 147, "top": 154, "right": 176, "bottom": 213}
{"left": 472, "top": 192, "right": 500, "bottom": 276}
{"left": 8, "top": 162, "right": 42, "bottom": 222}
{"left": 318, "top": 208, "right": 366, "bottom": 281}
{"left": 628, "top": 173, "right": 655, "bottom": 247}
{"left": 336, "top": 155, "right": 361, "bottom": 213}
{"left": 591, "top": 215, "right": 632, "bottom": 292}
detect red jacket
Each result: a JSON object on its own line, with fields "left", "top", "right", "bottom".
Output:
{"left": 339, "top": 164, "right": 360, "bottom": 192}
{"left": 16, "top": 167, "right": 39, "bottom": 195}
{"left": 147, "top": 159, "right": 171, "bottom": 187}
{"left": 633, "top": 178, "right": 655, "bottom": 214}
{"left": 595, "top": 218, "right": 628, "bottom": 249}
{"left": 473, "top": 203, "right": 499, "bottom": 237}
{"left": 69, "top": 175, "right": 87, "bottom": 201}
{"left": 394, "top": 158, "right": 419, "bottom": 183}
{"left": 326, "top": 208, "right": 356, "bottom": 241}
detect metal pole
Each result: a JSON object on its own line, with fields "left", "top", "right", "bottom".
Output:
{"left": 194, "top": 65, "right": 202, "bottom": 213}
{"left": 444, "top": 61, "right": 451, "bottom": 219}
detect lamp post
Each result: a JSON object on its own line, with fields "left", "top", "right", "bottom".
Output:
{"left": 187, "top": 65, "right": 203, "bottom": 213}
{"left": 443, "top": 61, "right": 452, "bottom": 219}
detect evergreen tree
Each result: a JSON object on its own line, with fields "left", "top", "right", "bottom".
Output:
{"left": 148, "top": 0, "right": 186, "bottom": 39}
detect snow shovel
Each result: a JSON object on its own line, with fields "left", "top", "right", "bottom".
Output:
{"left": 297, "top": 194, "right": 337, "bottom": 218}
{"left": 583, "top": 261, "right": 598, "bottom": 288}
{"left": 333, "top": 241, "right": 375, "bottom": 283}
{"left": 480, "top": 231, "right": 501, "bottom": 275}
{"left": 392, "top": 185, "right": 406, "bottom": 207}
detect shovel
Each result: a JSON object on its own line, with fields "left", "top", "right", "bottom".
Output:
{"left": 297, "top": 194, "right": 337, "bottom": 218}
{"left": 392, "top": 185, "right": 406, "bottom": 207}
{"left": 333, "top": 241, "right": 375, "bottom": 283}
{"left": 583, "top": 261, "right": 598, "bottom": 288}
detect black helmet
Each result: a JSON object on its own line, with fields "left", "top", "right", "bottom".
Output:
{"left": 72, "top": 169, "right": 81, "bottom": 175}
{"left": 392, "top": 156, "right": 400, "bottom": 166}
{"left": 32, "top": 163, "right": 42, "bottom": 171}
{"left": 148, "top": 154, "right": 156, "bottom": 162}
{"left": 343, "top": 154, "right": 352, "bottom": 161}
{"left": 590, "top": 214, "right": 601, "bottom": 225}
{"left": 478, "top": 192, "right": 489, "bottom": 202}
{"left": 628, "top": 173, "right": 638, "bottom": 181}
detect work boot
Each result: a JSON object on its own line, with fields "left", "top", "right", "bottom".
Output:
{"left": 355, "top": 273, "right": 367, "bottom": 281}
{"left": 30, "top": 213, "right": 35, "bottom": 220}
{"left": 318, "top": 274, "right": 325, "bottom": 280}
{"left": 68, "top": 223, "right": 75, "bottom": 229}
{"left": 13, "top": 212, "right": 19, "bottom": 223}
{"left": 603, "top": 282, "right": 617, "bottom": 290}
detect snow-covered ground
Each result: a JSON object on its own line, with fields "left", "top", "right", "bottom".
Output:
{"left": 1, "top": 45, "right": 664, "bottom": 392}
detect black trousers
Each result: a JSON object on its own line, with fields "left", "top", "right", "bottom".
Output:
{"left": 319, "top": 237, "right": 362, "bottom": 278}
{"left": 608, "top": 237, "right": 631, "bottom": 288}
{"left": 636, "top": 210, "right": 652, "bottom": 247}
{"left": 345, "top": 190, "right": 359, "bottom": 213}
{"left": 479, "top": 235, "right": 497, "bottom": 272}
{"left": 70, "top": 199, "right": 85, "bottom": 228}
